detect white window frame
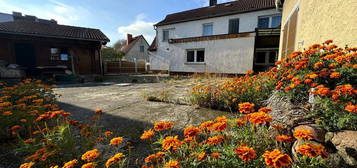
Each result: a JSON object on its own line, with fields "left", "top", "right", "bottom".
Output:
{"left": 163, "top": 29, "right": 170, "bottom": 42}
{"left": 185, "top": 49, "right": 205, "bottom": 64}
{"left": 257, "top": 14, "right": 282, "bottom": 28}
{"left": 202, "top": 23, "right": 213, "bottom": 36}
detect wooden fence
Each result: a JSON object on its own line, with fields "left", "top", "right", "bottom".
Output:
{"left": 104, "top": 61, "right": 147, "bottom": 74}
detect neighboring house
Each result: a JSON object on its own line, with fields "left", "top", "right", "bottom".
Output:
{"left": 149, "top": 0, "right": 282, "bottom": 74}
{"left": 276, "top": 0, "right": 357, "bottom": 59}
{"left": 0, "top": 12, "right": 109, "bottom": 76}
{"left": 121, "top": 34, "right": 150, "bottom": 63}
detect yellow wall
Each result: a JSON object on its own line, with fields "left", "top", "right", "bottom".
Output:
{"left": 278, "top": 0, "right": 357, "bottom": 59}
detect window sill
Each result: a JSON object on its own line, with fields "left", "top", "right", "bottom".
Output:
{"left": 184, "top": 62, "right": 206, "bottom": 65}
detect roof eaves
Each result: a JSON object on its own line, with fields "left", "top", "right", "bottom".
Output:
{"left": 154, "top": 7, "right": 276, "bottom": 27}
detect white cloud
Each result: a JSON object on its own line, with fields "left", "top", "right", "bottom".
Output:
{"left": 0, "top": 0, "right": 90, "bottom": 25}
{"left": 117, "top": 14, "right": 156, "bottom": 44}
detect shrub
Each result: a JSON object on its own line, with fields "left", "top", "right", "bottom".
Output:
{"left": 274, "top": 41, "right": 357, "bottom": 131}
{"left": 190, "top": 71, "right": 276, "bottom": 112}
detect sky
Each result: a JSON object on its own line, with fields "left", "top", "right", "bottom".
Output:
{"left": 0, "top": 0, "right": 233, "bottom": 45}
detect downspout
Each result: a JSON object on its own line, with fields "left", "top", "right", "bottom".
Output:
{"left": 99, "top": 41, "right": 104, "bottom": 76}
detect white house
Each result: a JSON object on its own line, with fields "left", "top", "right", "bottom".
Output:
{"left": 121, "top": 34, "right": 150, "bottom": 63}
{"left": 149, "top": 0, "right": 282, "bottom": 74}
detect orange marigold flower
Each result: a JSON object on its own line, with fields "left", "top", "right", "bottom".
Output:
{"left": 63, "top": 159, "right": 78, "bottom": 168}
{"left": 162, "top": 136, "right": 182, "bottom": 151}
{"left": 199, "top": 120, "right": 214, "bottom": 130}
{"left": 313, "top": 85, "right": 331, "bottom": 96}
{"left": 105, "top": 153, "right": 125, "bottom": 168}
{"left": 215, "top": 116, "right": 228, "bottom": 122}
{"left": 197, "top": 152, "right": 206, "bottom": 161}
{"left": 248, "top": 112, "right": 272, "bottom": 125}
{"left": 258, "top": 107, "right": 272, "bottom": 113}
{"left": 104, "top": 131, "right": 113, "bottom": 137}
{"left": 9, "top": 125, "right": 21, "bottom": 135}
{"left": 209, "top": 121, "right": 227, "bottom": 132}
{"left": 154, "top": 121, "right": 174, "bottom": 131}
{"left": 141, "top": 129, "right": 155, "bottom": 140}
{"left": 183, "top": 126, "right": 200, "bottom": 138}
{"left": 81, "top": 162, "right": 97, "bottom": 168}
{"left": 330, "top": 72, "right": 341, "bottom": 79}
{"left": 324, "top": 40, "right": 333, "bottom": 44}
{"left": 262, "top": 149, "right": 292, "bottom": 168}
{"left": 345, "top": 104, "right": 356, "bottom": 113}
{"left": 297, "top": 143, "right": 328, "bottom": 158}
{"left": 239, "top": 102, "right": 255, "bottom": 114}
{"left": 2, "top": 111, "right": 12, "bottom": 116}
{"left": 95, "top": 109, "right": 103, "bottom": 114}
{"left": 110, "top": 137, "right": 124, "bottom": 146}
{"left": 210, "top": 152, "right": 221, "bottom": 159}
{"left": 235, "top": 118, "right": 246, "bottom": 127}
{"left": 163, "top": 160, "right": 180, "bottom": 168}
{"left": 81, "top": 149, "right": 100, "bottom": 162}
{"left": 20, "top": 119, "right": 27, "bottom": 123}
{"left": 293, "top": 129, "right": 315, "bottom": 141}
{"left": 234, "top": 145, "right": 257, "bottom": 162}
{"left": 207, "top": 135, "right": 224, "bottom": 145}
{"left": 19, "top": 162, "right": 35, "bottom": 168}
{"left": 24, "top": 138, "right": 35, "bottom": 144}
{"left": 313, "top": 62, "right": 324, "bottom": 69}
{"left": 275, "top": 135, "right": 293, "bottom": 142}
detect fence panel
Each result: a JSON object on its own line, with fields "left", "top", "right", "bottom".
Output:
{"left": 105, "top": 61, "right": 147, "bottom": 74}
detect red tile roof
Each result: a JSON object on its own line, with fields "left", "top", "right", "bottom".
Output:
{"left": 156, "top": 0, "right": 276, "bottom": 26}
{"left": 0, "top": 20, "right": 110, "bottom": 42}
{"left": 121, "top": 35, "right": 149, "bottom": 54}
{"left": 148, "top": 37, "right": 157, "bottom": 51}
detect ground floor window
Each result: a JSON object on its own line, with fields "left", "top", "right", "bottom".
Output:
{"left": 254, "top": 49, "right": 278, "bottom": 72}
{"left": 186, "top": 49, "right": 205, "bottom": 63}
{"left": 50, "top": 48, "right": 69, "bottom": 61}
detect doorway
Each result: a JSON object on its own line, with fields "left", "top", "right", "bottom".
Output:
{"left": 254, "top": 49, "right": 278, "bottom": 72}
{"left": 15, "top": 43, "right": 37, "bottom": 74}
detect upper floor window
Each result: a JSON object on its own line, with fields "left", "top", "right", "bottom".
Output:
{"left": 202, "top": 23, "right": 213, "bottom": 36}
{"left": 258, "top": 15, "right": 282, "bottom": 28}
{"left": 163, "top": 30, "right": 169, "bottom": 41}
{"left": 228, "top": 18, "right": 240, "bottom": 34}
{"left": 140, "top": 45, "right": 144, "bottom": 52}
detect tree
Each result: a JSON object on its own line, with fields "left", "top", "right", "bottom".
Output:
{"left": 113, "top": 39, "right": 127, "bottom": 51}
{"left": 101, "top": 47, "right": 124, "bottom": 61}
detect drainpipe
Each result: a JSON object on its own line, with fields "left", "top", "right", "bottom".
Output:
{"left": 99, "top": 42, "right": 104, "bottom": 76}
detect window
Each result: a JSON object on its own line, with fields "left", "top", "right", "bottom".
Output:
{"left": 163, "top": 30, "right": 169, "bottom": 41}
{"left": 202, "top": 23, "right": 213, "bottom": 36}
{"left": 258, "top": 15, "right": 282, "bottom": 28}
{"left": 229, "top": 18, "right": 240, "bottom": 34}
{"left": 254, "top": 50, "right": 278, "bottom": 71}
{"left": 186, "top": 49, "right": 205, "bottom": 63}
{"left": 50, "top": 48, "right": 69, "bottom": 61}
{"left": 140, "top": 45, "right": 144, "bottom": 52}
{"left": 187, "top": 50, "right": 195, "bottom": 62}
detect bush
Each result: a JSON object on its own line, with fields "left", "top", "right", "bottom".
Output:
{"left": 190, "top": 71, "right": 276, "bottom": 112}
{"left": 274, "top": 41, "right": 356, "bottom": 131}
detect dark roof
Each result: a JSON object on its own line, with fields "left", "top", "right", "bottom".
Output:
{"left": 148, "top": 37, "right": 157, "bottom": 51}
{"left": 121, "top": 35, "right": 149, "bottom": 54}
{"left": 155, "top": 0, "right": 276, "bottom": 26}
{"left": 0, "top": 20, "right": 110, "bottom": 42}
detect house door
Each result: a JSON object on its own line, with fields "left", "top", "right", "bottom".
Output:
{"left": 77, "top": 49, "right": 92, "bottom": 74}
{"left": 15, "top": 43, "right": 37, "bottom": 70}
{"left": 254, "top": 50, "right": 278, "bottom": 72}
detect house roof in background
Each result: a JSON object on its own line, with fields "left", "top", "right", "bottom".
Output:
{"left": 156, "top": 0, "right": 276, "bottom": 26}
{"left": 148, "top": 37, "right": 157, "bottom": 51}
{"left": 121, "top": 35, "right": 149, "bottom": 54}
{"left": 0, "top": 20, "right": 110, "bottom": 42}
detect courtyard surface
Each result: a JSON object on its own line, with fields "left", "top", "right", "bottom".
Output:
{"left": 54, "top": 75, "right": 233, "bottom": 159}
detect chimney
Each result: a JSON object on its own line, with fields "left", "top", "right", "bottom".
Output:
{"left": 209, "top": 0, "right": 217, "bottom": 6}
{"left": 127, "top": 34, "right": 133, "bottom": 45}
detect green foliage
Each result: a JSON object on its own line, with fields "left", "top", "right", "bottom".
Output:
{"left": 101, "top": 47, "right": 124, "bottom": 61}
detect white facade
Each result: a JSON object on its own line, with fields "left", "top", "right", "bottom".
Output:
{"left": 0, "top": 13, "right": 14, "bottom": 23}
{"left": 150, "top": 9, "right": 281, "bottom": 74}
{"left": 124, "top": 37, "right": 150, "bottom": 63}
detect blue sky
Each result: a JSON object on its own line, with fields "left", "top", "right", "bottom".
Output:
{"left": 0, "top": 0, "right": 232, "bottom": 45}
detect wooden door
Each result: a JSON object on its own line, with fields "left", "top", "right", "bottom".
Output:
{"left": 76, "top": 48, "right": 92, "bottom": 74}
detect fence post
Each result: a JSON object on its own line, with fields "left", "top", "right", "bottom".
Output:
{"left": 134, "top": 58, "right": 138, "bottom": 73}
